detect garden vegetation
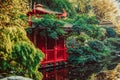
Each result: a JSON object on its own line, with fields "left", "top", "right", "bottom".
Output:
{"left": 0, "top": 0, "right": 44, "bottom": 80}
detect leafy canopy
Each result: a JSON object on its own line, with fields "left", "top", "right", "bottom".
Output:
{"left": 27, "top": 15, "right": 66, "bottom": 39}
{"left": 0, "top": 0, "right": 44, "bottom": 79}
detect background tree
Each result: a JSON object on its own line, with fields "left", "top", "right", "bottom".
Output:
{"left": 0, "top": 0, "right": 44, "bottom": 79}
{"left": 66, "top": 14, "right": 120, "bottom": 79}
{"left": 91, "top": 0, "right": 120, "bottom": 34}
{"left": 91, "top": 0, "right": 119, "bottom": 21}
{"left": 68, "top": 0, "right": 92, "bottom": 14}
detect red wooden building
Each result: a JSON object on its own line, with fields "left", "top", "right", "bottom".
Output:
{"left": 27, "top": 3, "right": 71, "bottom": 66}
{"left": 27, "top": 29, "right": 67, "bottom": 66}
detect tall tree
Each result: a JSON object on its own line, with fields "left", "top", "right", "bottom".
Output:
{"left": 0, "top": 0, "right": 44, "bottom": 79}
{"left": 91, "top": 0, "right": 119, "bottom": 21}
{"left": 91, "top": 0, "right": 120, "bottom": 34}
{"left": 68, "top": 0, "right": 92, "bottom": 14}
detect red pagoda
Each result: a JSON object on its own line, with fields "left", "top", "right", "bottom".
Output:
{"left": 27, "top": 3, "right": 71, "bottom": 67}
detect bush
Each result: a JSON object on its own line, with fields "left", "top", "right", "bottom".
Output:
{"left": 104, "top": 38, "right": 120, "bottom": 51}
{"left": 66, "top": 33, "right": 90, "bottom": 48}
{"left": 0, "top": 27, "right": 45, "bottom": 80}
{"left": 67, "top": 14, "right": 105, "bottom": 40}
{"left": 66, "top": 14, "right": 110, "bottom": 65}
{"left": 66, "top": 35, "right": 110, "bottom": 65}
{"left": 0, "top": 0, "right": 45, "bottom": 79}
{"left": 88, "top": 40, "right": 106, "bottom": 52}
{"left": 11, "top": 42, "right": 44, "bottom": 79}
{"left": 103, "top": 38, "right": 120, "bottom": 69}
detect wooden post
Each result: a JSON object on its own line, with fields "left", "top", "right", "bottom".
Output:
{"left": 33, "top": 2, "right": 36, "bottom": 15}
{"left": 54, "top": 39, "right": 57, "bottom": 67}
{"left": 33, "top": 29, "right": 37, "bottom": 47}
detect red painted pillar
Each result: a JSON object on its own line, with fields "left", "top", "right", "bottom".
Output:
{"left": 54, "top": 40, "right": 57, "bottom": 66}
{"left": 33, "top": 2, "right": 36, "bottom": 15}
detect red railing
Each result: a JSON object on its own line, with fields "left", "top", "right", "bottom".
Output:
{"left": 27, "top": 31, "right": 67, "bottom": 67}
{"left": 40, "top": 37, "right": 67, "bottom": 66}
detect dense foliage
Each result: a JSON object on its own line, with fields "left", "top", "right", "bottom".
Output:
{"left": 66, "top": 14, "right": 105, "bottom": 40}
{"left": 104, "top": 27, "right": 117, "bottom": 38}
{"left": 66, "top": 14, "right": 120, "bottom": 70}
{"left": 68, "top": 0, "right": 92, "bottom": 14}
{"left": 0, "top": 0, "right": 44, "bottom": 80}
{"left": 0, "top": 0, "right": 29, "bottom": 27}
{"left": 11, "top": 42, "right": 44, "bottom": 79}
{"left": 27, "top": 15, "right": 66, "bottom": 39}
{"left": 66, "top": 36, "right": 110, "bottom": 65}
{"left": 103, "top": 38, "right": 120, "bottom": 69}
